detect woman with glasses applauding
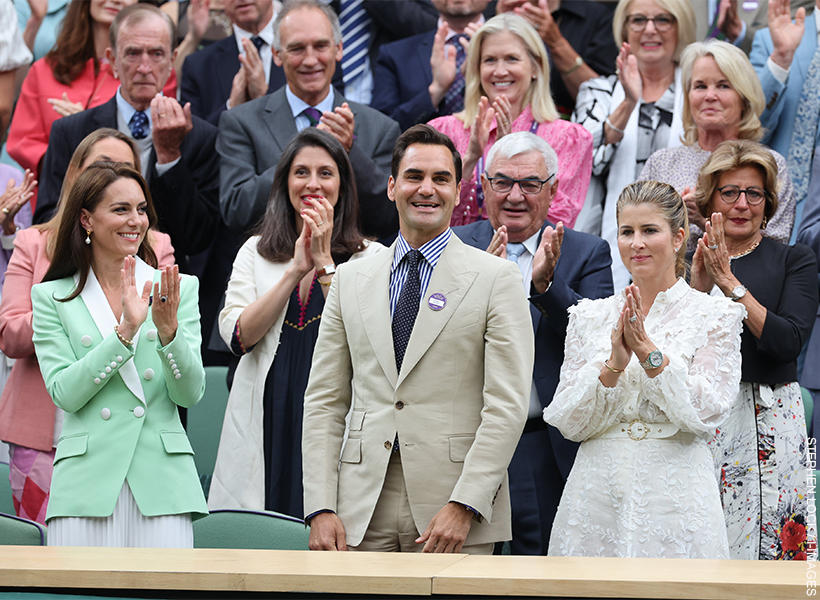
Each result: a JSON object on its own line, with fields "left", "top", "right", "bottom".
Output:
{"left": 572, "top": 0, "right": 696, "bottom": 289}
{"left": 690, "top": 140, "right": 818, "bottom": 561}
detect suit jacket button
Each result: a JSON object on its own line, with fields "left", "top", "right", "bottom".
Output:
{"left": 147, "top": 329, "right": 157, "bottom": 341}
{"left": 101, "top": 408, "right": 111, "bottom": 420}
{"left": 110, "top": 362, "right": 117, "bottom": 368}
{"left": 384, "top": 441, "right": 392, "bottom": 449}
{"left": 166, "top": 353, "right": 173, "bottom": 360}
{"left": 174, "top": 373, "right": 181, "bottom": 379}
{"left": 99, "top": 372, "right": 106, "bottom": 379}
{"left": 395, "top": 401, "right": 404, "bottom": 409}
{"left": 134, "top": 406, "right": 145, "bottom": 418}
{"left": 81, "top": 335, "right": 93, "bottom": 347}
{"left": 94, "top": 378, "right": 101, "bottom": 385}
{"left": 143, "top": 368, "right": 155, "bottom": 380}
{"left": 117, "top": 356, "right": 123, "bottom": 362}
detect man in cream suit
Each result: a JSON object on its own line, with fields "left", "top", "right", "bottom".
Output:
{"left": 302, "top": 124, "right": 533, "bottom": 553}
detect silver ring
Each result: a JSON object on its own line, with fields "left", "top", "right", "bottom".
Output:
{"left": 317, "top": 221, "right": 324, "bottom": 226}
{"left": 534, "top": 23, "right": 540, "bottom": 30}
{"left": 612, "top": 323, "right": 618, "bottom": 331}
{"left": 708, "top": 244, "right": 718, "bottom": 250}
{"left": 629, "top": 315, "right": 638, "bottom": 323}
{"left": 160, "top": 296, "right": 167, "bottom": 303}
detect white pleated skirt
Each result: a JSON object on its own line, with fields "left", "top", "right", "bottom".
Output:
{"left": 48, "top": 481, "right": 193, "bottom": 548}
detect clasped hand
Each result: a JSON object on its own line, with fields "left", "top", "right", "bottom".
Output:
{"left": 292, "top": 197, "right": 335, "bottom": 277}
{"left": 609, "top": 285, "right": 655, "bottom": 370}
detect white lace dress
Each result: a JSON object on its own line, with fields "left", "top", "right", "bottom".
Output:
{"left": 544, "top": 280, "right": 745, "bottom": 558}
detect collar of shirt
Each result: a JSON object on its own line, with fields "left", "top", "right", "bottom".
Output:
{"left": 232, "top": 18, "right": 275, "bottom": 53}
{"left": 437, "top": 14, "right": 485, "bottom": 42}
{"left": 286, "top": 85, "right": 335, "bottom": 124}
{"left": 116, "top": 87, "right": 152, "bottom": 132}
{"left": 392, "top": 228, "right": 452, "bottom": 275}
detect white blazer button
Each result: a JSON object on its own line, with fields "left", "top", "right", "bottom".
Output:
{"left": 166, "top": 353, "right": 173, "bottom": 360}
{"left": 143, "top": 368, "right": 154, "bottom": 380}
{"left": 110, "top": 362, "right": 117, "bottom": 368}
{"left": 173, "top": 369, "right": 180, "bottom": 376}
{"left": 99, "top": 372, "right": 106, "bottom": 379}
{"left": 116, "top": 356, "right": 123, "bottom": 362}
{"left": 105, "top": 367, "right": 111, "bottom": 373}
{"left": 169, "top": 360, "right": 176, "bottom": 367}
{"left": 134, "top": 406, "right": 145, "bottom": 418}
{"left": 147, "top": 329, "right": 157, "bottom": 341}
{"left": 81, "top": 335, "right": 92, "bottom": 347}
{"left": 174, "top": 373, "right": 181, "bottom": 380}
{"left": 94, "top": 378, "right": 101, "bottom": 385}
{"left": 101, "top": 408, "right": 111, "bottom": 420}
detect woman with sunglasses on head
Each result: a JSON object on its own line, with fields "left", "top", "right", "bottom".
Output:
{"left": 690, "top": 140, "right": 818, "bottom": 560}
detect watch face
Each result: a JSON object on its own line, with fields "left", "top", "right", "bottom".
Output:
{"left": 648, "top": 350, "right": 663, "bottom": 368}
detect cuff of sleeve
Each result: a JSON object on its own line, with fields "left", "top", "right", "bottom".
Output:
{"left": 767, "top": 56, "right": 789, "bottom": 85}
{"left": 306, "top": 509, "right": 335, "bottom": 524}
{"left": 155, "top": 156, "right": 181, "bottom": 176}
{"left": 0, "top": 229, "right": 18, "bottom": 249}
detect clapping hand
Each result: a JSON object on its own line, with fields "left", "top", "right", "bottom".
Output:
{"left": 532, "top": 221, "right": 563, "bottom": 293}
{"left": 769, "top": 0, "right": 806, "bottom": 69}
{"left": 486, "top": 224, "right": 509, "bottom": 258}
{"left": 152, "top": 265, "right": 181, "bottom": 346}
{"left": 616, "top": 43, "right": 642, "bottom": 104}
{"left": 119, "top": 255, "right": 153, "bottom": 343}
{"left": 0, "top": 170, "right": 36, "bottom": 235}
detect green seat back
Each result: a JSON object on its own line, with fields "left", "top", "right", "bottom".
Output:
{"left": 187, "top": 366, "right": 230, "bottom": 496}
{"left": 802, "top": 387, "right": 814, "bottom": 432}
{"left": 0, "top": 463, "right": 15, "bottom": 516}
{"left": 193, "top": 509, "right": 309, "bottom": 550}
{"left": 0, "top": 512, "right": 46, "bottom": 545}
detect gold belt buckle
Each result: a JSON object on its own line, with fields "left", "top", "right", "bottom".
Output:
{"left": 626, "top": 419, "right": 649, "bottom": 441}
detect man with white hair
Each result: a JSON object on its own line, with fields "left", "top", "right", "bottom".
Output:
{"left": 453, "top": 131, "right": 613, "bottom": 554}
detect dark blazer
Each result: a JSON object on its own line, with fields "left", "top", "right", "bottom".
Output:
{"left": 797, "top": 150, "right": 820, "bottom": 407}
{"left": 35, "top": 96, "right": 220, "bottom": 257}
{"left": 217, "top": 86, "right": 401, "bottom": 239}
{"left": 453, "top": 219, "right": 613, "bottom": 478}
{"left": 372, "top": 30, "right": 442, "bottom": 132}
{"left": 181, "top": 36, "right": 288, "bottom": 127}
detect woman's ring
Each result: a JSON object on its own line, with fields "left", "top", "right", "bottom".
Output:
{"left": 629, "top": 315, "right": 638, "bottom": 323}
{"left": 612, "top": 324, "right": 618, "bottom": 331}
{"left": 317, "top": 221, "right": 324, "bottom": 226}
{"left": 616, "top": 68, "right": 621, "bottom": 75}
{"left": 708, "top": 244, "right": 718, "bottom": 250}
{"left": 1, "top": 208, "right": 8, "bottom": 215}
{"left": 534, "top": 23, "right": 540, "bottom": 30}
{"left": 160, "top": 296, "right": 167, "bottom": 303}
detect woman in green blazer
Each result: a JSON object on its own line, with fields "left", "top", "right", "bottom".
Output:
{"left": 31, "top": 163, "right": 207, "bottom": 547}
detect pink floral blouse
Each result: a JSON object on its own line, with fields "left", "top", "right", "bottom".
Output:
{"left": 429, "top": 106, "right": 593, "bottom": 227}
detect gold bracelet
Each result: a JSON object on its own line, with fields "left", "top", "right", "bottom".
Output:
{"left": 604, "top": 360, "right": 624, "bottom": 374}
{"left": 318, "top": 277, "right": 333, "bottom": 287}
{"left": 114, "top": 325, "right": 133, "bottom": 349}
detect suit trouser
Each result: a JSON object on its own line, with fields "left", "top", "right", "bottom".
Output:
{"left": 349, "top": 451, "right": 493, "bottom": 554}
{"left": 504, "top": 425, "right": 564, "bottom": 555}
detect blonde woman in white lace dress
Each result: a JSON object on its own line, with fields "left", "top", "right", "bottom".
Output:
{"left": 544, "top": 180, "right": 744, "bottom": 558}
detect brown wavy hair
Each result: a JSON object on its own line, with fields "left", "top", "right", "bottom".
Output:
{"left": 43, "top": 163, "right": 158, "bottom": 301}
{"left": 45, "top": 0, "right": 102, "bottom": 85}
{"left": 255, "top": 128, "right": 364, "bottom": 263}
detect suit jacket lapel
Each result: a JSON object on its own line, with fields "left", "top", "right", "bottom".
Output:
{"left": 79, "top": 260, "right": 153, "bottom": 406}
{"left": 397, "top": 237, "right": 477, "bottom": 387}
{"left": 357, "top": 243, "right": 397, "bottom": 387}
{"left": 264, "top": 88, "right": 298, "bottom": 154}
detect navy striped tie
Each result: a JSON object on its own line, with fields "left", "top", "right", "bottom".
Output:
{"left": 340, "top": 0, "right": 371, "bottom": 89}
{"left": 392, "top": 249, "right": 421, "bottom": 372}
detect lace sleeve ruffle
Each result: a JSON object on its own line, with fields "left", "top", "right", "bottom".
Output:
{"left": 543, "top": 298, "right": 630, "bottom": 442}
{"left": 640, "top": 299, "right": 745, "bottom": 434}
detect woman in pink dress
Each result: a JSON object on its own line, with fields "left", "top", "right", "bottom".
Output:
{"left": 429, "top": 13, "right": 592, "bottom": 228}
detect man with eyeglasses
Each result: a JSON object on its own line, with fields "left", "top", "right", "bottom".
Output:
{"left": 452, "top": 131, "right": 613, "bottom": 555}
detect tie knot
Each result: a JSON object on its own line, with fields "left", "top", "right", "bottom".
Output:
{"left": 303, "top": 107, "right": 323, "bottom": 126}
{"left": 406, "top": 249, "right": 421, "bottom": 268}
{"left": 448, "top": 34, "right": 468, "bottom": 49}
{"left": 250, "top": 36, "right": 265, "bottom": 53}
{"left": 129, "top": 110, "right": 149, "bottom": 140}
{"left": 506, "top": 242, "right": 525, "bottom": 262}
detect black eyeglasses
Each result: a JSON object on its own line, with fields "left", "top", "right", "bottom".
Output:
{"left": 716, "top": 185, "right": 768, "bottom": 205}
{"left": 485, "top": 173, "right": 555, "bottom": 194}
{"left": 626, "top": 13, "right": 676, "bottom": 32}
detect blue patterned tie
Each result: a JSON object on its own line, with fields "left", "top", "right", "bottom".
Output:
{"left": 392, "top": 249, "right": 421, "bottom": 372}
{"left": 787, "top": 46, "right": 820, "bottom": 215}
{"left": 250, "top": 36, "right": 265, "bottom": 53}
{"left": 340, "top": 0, "right": 371, "bottom": 89}
{"left": 442, "top": 34, "right": 467, "bottom": 115}
{"left": 303, "top": 107, "right": 322, "bottom": 127}
{"left": 129, "top": 110, "right": 149, "bottom": 140}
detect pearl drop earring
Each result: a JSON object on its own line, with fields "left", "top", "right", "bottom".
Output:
{"left": 85, "top": 229, "right": 92, "bottom": 245}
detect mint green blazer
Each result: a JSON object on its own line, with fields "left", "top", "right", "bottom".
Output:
{"left": 31, "top": 259, "right": 208, "bottom": 521}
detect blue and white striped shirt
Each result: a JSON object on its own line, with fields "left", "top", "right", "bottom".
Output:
{"left": 389, "top": 228, "right": 452, "bottom": 320}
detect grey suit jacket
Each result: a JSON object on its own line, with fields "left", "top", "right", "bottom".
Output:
{"left": 302, "top": 235, "right": 533, "bottom": 546}
{"left": 217, "top": 86, "right": 401, "bottom": 238}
